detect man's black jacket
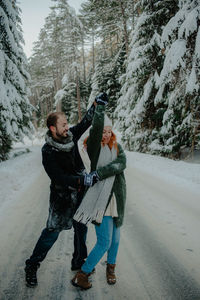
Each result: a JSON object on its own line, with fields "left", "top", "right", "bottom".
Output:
{"left": 41, "top": 104, "right": 95, "bottom": 231}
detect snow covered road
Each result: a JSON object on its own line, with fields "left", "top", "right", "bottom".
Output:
{"left": 0, "top": 146, "right": 200, "bottom": 300}
{"left": 122, "top": 166, "right": 200, "bottom": 299}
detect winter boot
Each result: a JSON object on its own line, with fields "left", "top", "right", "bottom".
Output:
{"left": 106, "top": 263, "right": 116, "bottom": 285}
{"left": 71, "top": 270, "right": 92, "bottom": 290}
{"left": 25, "top": 262, "right": 40, "bottom": 287}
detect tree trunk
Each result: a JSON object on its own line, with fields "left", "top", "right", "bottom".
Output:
{"left": 191, "top": 106, "right": 200, "bottom": 155}
{"left": 82, "top": 36, "right": 86, "bottom": 83}
{"left": 76, "top": 70, "right": 82, "bottom": 121}
{"left": 92, "top": 28, "right": 95, "bottom": 72}
{"left": 119, "top": 0, "right": 129, "bottom": 55}
{"left": 110, "top": 35, "right": 113, "bottom": 57}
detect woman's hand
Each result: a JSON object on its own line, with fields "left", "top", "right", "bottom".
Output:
{"left": 95, "top": 92, "right": 108, "bottom": 105}
{"left": 80, "top": 171, "right": 100, "bottom": 186}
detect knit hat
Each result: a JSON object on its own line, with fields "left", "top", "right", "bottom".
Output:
{"left": 104, "top": 114, "right": 112, "bottom": 127}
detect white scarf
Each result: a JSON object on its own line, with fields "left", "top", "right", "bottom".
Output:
{"left": 73, "top": 144, "right": 117, "bottom": 225}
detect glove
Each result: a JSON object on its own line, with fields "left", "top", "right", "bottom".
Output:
{"left": 90, "top": 171, "right": 100, "bottom": 185}
{"left": 84, "top": 171, "right": 100, "bottom": 186}
{"left": 95, "top": 92, "right": 108, "bottom": 105}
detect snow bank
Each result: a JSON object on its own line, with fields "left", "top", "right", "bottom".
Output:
{"left": 0, "top": 146, "right": 45, "bottom": 214}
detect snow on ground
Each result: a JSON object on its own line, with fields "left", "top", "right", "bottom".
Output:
{"left": 1, "top": 135, "right": 199, "bottom": 218}
{"left": 0, "top": 134, "right": 200, "bottom": 299}
{"left": 0, "top": 133, "right": 45, "bottom": 213}
{"left": 127, "top": 150, "right": 200, "bottom": 194}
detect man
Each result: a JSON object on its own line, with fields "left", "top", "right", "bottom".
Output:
{"left": 24, "top": 99, "right": 105, "bottom": 287}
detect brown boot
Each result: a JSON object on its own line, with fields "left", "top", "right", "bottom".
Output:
{"left": 106, "top": 263, "right": 116, "bottom": 285}
{"left": 71, "top": 270, "right": 92, "bottom": 290}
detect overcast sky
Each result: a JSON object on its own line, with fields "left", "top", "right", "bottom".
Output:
{"left": 19, "top": 0, "right": 84, "bottom": 58}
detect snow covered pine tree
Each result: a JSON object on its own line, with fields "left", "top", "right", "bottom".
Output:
{"left": 116, "top": 0, "right": 200, "bottom": 158}
{"left": 0, "top": 0, "right": 33, "bottom": 160}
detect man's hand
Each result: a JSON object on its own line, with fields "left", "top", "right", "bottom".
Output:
{"left": 83, "top": 171, "right": 100, "bottom": 186}
{"left": 95, "top": 92, "right": 108, "bottom": 105}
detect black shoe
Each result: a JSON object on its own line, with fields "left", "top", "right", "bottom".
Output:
{"left": 25, "top": 263, "right": 39, "bottom": 287}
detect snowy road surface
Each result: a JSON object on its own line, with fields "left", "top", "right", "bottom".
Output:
{"left": 0, "top": 146, "right": 200, "bottom": 300}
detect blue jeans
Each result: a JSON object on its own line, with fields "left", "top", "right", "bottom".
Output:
{"left": 81, "top": 216, "right": 120, "bottom": 274}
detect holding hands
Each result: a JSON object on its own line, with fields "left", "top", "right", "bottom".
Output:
{"left": 95, "top": 92, "right": 108, "bottom": 106}
{"left": 84, "top": 171, "right": 100, "bottom": 186}
{"left": 79, "top": 171, "right": 100, "bottom": 187}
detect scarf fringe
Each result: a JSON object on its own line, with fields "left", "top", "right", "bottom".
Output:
{"left": 73, "top": 208, "right": 104, "bottom": 225}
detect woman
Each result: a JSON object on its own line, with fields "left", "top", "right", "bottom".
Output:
{"left": 71, "top": 101, "right": 126, "bottom": 289}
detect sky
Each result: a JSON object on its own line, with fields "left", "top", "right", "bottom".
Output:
{"left": 19, "top": 0, "right": 84, "bottom": 58}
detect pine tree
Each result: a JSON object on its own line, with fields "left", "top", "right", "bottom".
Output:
{"left": 80, "top": 0, "right": 131, "bottom": 58}
{"left": 88, "top": 41, "right": 126, "bottom": 117}
{"left": 29, "top": 0, "right": 85, "bottom": 123}
{"left": 154, "top": 0, "right": 200, "bottom": 157}
{"left": 0, "top": 0, "right": 33, "bottom": 161}
{"left": 79, "top": 0, "right": 130, "bottom": 117}
{"left": 79, "top": 1, "right": 99, "bottom": 72}
{"left": 115, "top": 0, "right": 179, "bottom": 154}
{"left": 54, "top": 74, "right": 77, "bottom": 123}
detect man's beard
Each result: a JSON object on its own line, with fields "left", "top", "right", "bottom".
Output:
{"left": 55, "top": 130, "right": 68, "bottom": 141}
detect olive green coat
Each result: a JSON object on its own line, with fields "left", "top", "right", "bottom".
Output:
{"left": 86, "top": 105, "right": 126, "bottom": 227}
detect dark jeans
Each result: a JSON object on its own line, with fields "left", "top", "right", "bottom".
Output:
{"left": 71, "top": 220, "right": 87, "bottom": 268}
{"left": 26, "top": 221, "right": 87, "bottom": 267}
